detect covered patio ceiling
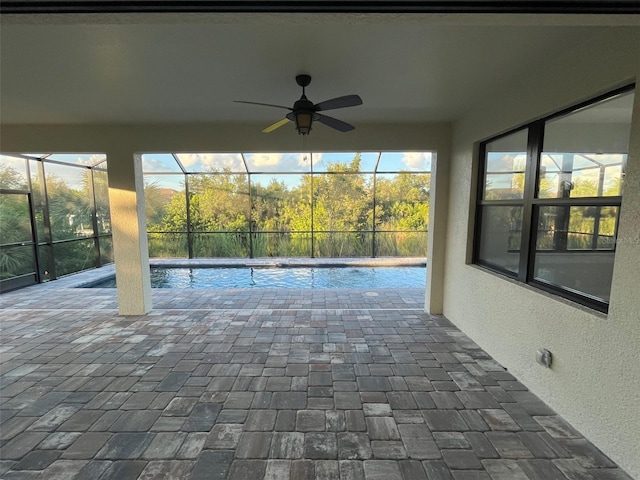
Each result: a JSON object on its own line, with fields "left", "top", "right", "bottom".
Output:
{"left": 1, "top": 13, "right": 637, "bottom": 131}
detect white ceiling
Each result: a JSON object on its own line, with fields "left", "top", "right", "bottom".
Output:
{"left": 0, "top": 14, "right": 636, "bottom": 126}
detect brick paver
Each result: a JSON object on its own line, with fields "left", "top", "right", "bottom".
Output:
{"left": 0, "top": 278, "right": 634, "bottom": 479}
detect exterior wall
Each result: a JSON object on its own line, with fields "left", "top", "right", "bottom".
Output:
{"left": 445, "top": 28, "right": 640, "bottom": 477}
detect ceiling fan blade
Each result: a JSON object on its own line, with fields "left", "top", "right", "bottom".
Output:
{"left": 314, "top": 95, "right": 363, "bottom": 112}
{"left": 316, "top": 114, "right": 355, "bottom": 132}
{"left": 234, "top": 101, "right": 292, "bottom": 111}
{"left": 262, "top": 118, "right": 290, "bottom": 133}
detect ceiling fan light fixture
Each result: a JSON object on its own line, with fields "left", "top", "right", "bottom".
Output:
{"left": 295, "top": 111, "right": 314, "bottom": 135}
{"left": 287, "top": 110, "right": 318, "bottom": 136}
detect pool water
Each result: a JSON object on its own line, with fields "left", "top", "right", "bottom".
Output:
{"left": 87, "top": 266, "right": 426, "bottom": 289}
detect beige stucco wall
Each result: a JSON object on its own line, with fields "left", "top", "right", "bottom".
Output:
{"left": 445, "top": 28, "right": 640, "bottom": 477}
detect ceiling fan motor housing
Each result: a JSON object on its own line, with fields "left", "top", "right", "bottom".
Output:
{"left": 296, "top": 74, "right": 312, "bottom": 88}
{"left": 290, "top": 97, "right": 318, "bottom": 116}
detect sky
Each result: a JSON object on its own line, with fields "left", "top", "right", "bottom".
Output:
{"left": 140, "top": 151, "right": 433, "bottom": 190}
{"left": 2, "top": 151, "right": 623, "bottom": 196}
{"left": 1, "top": 153, "right": 106, "bottom": 190}
{"left": 141, "top": 151, "right": 432, "bottom": 174}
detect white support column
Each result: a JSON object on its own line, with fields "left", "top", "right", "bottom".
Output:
{"left": 107, "top": 150, "right": 152, "bottom": 315}
{"left": 425, "top": 152, "right": 450, "bottom": 315}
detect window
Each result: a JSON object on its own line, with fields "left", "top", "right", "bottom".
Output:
{"left": 474, "top": 86, "right": 634, "bottom": 312}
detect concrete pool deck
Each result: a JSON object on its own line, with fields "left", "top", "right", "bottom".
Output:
{"left": 0, "top": 263, "right": 633, "bottom": 479}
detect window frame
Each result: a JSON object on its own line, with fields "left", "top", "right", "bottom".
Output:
{"left": 473, "top": 84, "right": 634, "bottom": 313}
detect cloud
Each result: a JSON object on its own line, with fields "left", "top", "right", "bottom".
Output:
{"left": 175, "top": 153, "right": 245, "bottom": 172}
{"left": 244, "top": 152, "right": 314, "bottom": 172}
{"left": 309, "top": 153, "right": 323, "bottom": 168}
{"left": 248, "top": 153, "right": 284, "bottom": 167}
{"left": 175, "top": 153, "right": 199, "bottom": 168}
{"left": 401, "top": 152, "right": 432, "bottom": 171}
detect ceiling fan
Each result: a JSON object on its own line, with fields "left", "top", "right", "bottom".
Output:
{"left": 234, "top": 74, "right": 363, "bottom": 136}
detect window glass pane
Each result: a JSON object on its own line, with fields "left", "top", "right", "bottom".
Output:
{"left": 188, "top": 174, "right": 250, "bottom": 233}
{"left": 0, "top": 155, "right": 28, "bottom": 190}
{"left": 148, "top": 233, "right": 188, "bottom": 258}
{"left": 540, "top": 91, "right": 633, "bottom": 199}
{"left": 176, "top": 153, "right": 246, "bottom": 173}
{"left": 483, "top": 130, "right": 528, "bottom": 200}
{"left": 93, "top": 169, "right": 111, "bottom": 235}
{"left": 375, "top": 231, "right": 427, "bottom": 257}
{"left": 538, "top": 153, "right": 626, "bottom": 198}
{"left": 536, "top": 206, "right": 619, "bottom": 252}
{"left": 192, "top": 233, "right": 250, "bottom": 257}
{"left": 533, "top": 250, "right": 614, "bottom": 303}
{"left": 534, "top": 205, "right": 619, "bottom": 303}
{"left": 53, "top": 239, "right": 97, "bottom": 277}
{"left": 142, "top": 154, "right": 183, "bottom": 173}
{"left": 377, "top": 152, "right": 432, "bottom": 172}
{"left": 252, "top": 232, "right": 311, "bottom": 257}
{"left": 375, "top": 173, "right": 430, "bottom": 232}
{"left": 476, "top": 205, "right": 523, "bottom": 274}
{"left": 314, "top": 173, "right": 374, "bottom": 231}
{"left": 244, "top": 152, "right": 310, "bottom": 173}
{"left": 44, "top": 162, "right": 93, "bottom": 241}
{"left": 144, "top": 175, "right": 186, "bottom": 231}
{"left": 251, "top": 174, "right": 308, "bottom": 234}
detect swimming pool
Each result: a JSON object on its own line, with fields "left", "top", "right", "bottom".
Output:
{"left": 86, "top": 266, "right": 426, "bottom": 289}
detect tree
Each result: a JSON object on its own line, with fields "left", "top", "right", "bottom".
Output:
{"left": 0, "top": 185, "right": 35, "bottom": 279}
{"left": 0, "top": 163, "right": 27, "bottom": 190}
{"left": 45, "top": 175, "right": 93, "bottom": 241}
{"left": 376, "top": 172, "right": 430, "bottom": 230}
{"left": 142, "top": 154, "right": 431, "bottom": 258}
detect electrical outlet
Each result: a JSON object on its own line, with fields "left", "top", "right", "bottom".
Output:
{"left": 536, "top": 349, "right": 552, "bottom": 368}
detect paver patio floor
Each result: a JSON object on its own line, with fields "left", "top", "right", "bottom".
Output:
{"left": 0, "top": 278, "right": 633, "bottom": 479}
